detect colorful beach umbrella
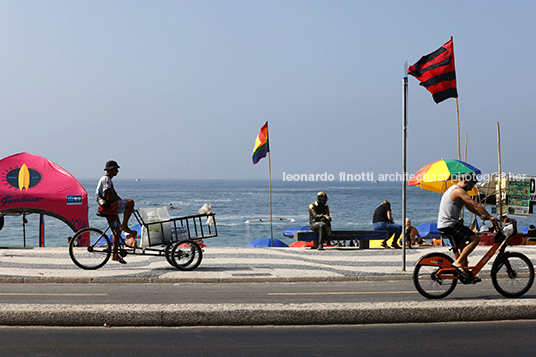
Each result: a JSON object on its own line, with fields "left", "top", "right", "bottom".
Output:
{"left": 409, "top": 159, "right": 481, "bottom": 195}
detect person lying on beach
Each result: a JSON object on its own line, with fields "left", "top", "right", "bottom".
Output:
{"left": 96, "top": 160, "right": 137, "bottom": 264}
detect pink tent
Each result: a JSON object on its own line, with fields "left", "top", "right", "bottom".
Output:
{"left": 0, "top": 152, "right": 88, "bottom": 244}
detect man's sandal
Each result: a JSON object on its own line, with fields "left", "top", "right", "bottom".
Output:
{"left": 452, "top": 264, "right": 469, "bottom": 280}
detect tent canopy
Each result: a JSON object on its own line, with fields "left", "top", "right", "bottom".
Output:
{"left": 0, "top": 152, "right": 88, "bottom": 233}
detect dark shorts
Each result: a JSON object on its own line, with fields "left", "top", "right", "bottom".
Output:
{"left": 439, "top": 222, "right": 476, "bottom": 247}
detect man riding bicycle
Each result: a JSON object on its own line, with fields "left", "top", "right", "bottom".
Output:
{"left": 437, "top": 173, "right": 498, "bottom": 281}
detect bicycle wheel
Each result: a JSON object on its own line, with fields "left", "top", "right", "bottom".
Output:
{"left": 170, "top": 240, "right": 203, "bottom": 271}
{"left": 413, "top": 252, "right": 458, "bottom": 299}
{"left": 491, "top": 252, "right": 534, "bottom": 298}
{"left": 69, "top": 228, "right": 111, "bottom": 270}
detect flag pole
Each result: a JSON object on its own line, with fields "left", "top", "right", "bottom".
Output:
{"left": 452, "top": 36, "right": 461, "bottom": 160}
{"left": 456, "top": 97, "right": 461, "bottom": 160}
{"left": 265, "top": 122, "right": 274, "bottom": 246}
{"left": 402, "top": 64, "right": 408, "bottom": 271}
{"left": 268, "top": 151, "right": 274, "bottom": 246}
{"left": 465, "top": 133, "right": 468, "bottom": 161}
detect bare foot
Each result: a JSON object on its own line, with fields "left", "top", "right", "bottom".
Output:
{"left": 112, "top": 256, "right": 127, "bottom": 264}
{"left": 121, "top": 225, "right": 137, "bottom": 238}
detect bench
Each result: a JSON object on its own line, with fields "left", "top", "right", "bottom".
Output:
{"left": 294, "top": 230, "right": 390, "bottom": 249}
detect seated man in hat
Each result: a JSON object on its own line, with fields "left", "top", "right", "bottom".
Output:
{"left": 309, "top": 192, "right": 332, "bottom": 250}
{"left": 96, "top": 160, "right": 137, "bottom": 264}
{"left": 522, "top": 225, "right": 536, "bottom": 245}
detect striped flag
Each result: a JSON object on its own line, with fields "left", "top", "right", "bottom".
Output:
{"left": 408, "top": 38, "right": 458, "bottom": 104}
{"left": 252, "top": 122, "right": 269, "bottom": 164}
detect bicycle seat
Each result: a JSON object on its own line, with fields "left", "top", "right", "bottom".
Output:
{"left": 440, "top": 233, "right": 459, "bottom": 253}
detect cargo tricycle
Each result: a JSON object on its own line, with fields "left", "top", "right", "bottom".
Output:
{"left": 69, "top": 209, "right": 217, "bottom": 270}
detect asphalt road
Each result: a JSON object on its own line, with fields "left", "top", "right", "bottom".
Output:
{"left": 1, "top": 280, "right": 536, "bottom": 305}
{"left": 2, "top": 320, "right": 536, "bottom": 356}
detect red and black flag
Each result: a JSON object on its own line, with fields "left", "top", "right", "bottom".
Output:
{"left": 408, "top": 38, "right": 458, "bottom": 104}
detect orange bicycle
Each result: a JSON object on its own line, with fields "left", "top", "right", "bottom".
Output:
{"left": 413, "top": 221, "right": 534, "bottom": 299}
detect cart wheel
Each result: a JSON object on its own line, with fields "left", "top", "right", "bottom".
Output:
{"left": 69, "top": 228, "right": 111, "bottom": 270}
{"left": 165, "top": 244, "right": 175, "bottom": 267}
{"left": 170, "top": 240, "right": 203, "bottom": 271}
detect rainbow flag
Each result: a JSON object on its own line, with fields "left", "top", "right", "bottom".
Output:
{"left": 252, "top": 122, "right": 269, "bottom": 164}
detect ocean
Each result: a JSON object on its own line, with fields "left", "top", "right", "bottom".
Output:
{"left": 0, "top": 179, "right": 534, "bottom": 248}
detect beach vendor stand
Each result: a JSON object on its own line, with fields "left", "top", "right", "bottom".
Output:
{"left": 0, "top": 152, "right": 88, "bottom": 247}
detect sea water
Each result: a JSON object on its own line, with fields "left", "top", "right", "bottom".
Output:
{"left": 0, "top": 179, "right": 533, "bottom": 248}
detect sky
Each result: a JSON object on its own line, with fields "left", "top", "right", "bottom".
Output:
{"left": 0, "top": 0, "right": 534, "bottom": 180}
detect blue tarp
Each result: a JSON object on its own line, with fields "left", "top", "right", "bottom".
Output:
{"left": 416, "top": 222, "right": 441, "bottom": 239}
{"left": 519, "top": 226, "right": 530, "bottom": 234}
{"left": 282, "top": 226, "right": 310, "bottom": 238}
{"left": 248, "top": 237, "right": 289, "bottom": 247}
{"left": 94, "top": 224, "right": 142, "bottom": 245}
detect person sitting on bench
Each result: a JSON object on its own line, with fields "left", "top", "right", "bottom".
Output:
{"left": 373, "top": 200, "right": 402, "bottom": 249}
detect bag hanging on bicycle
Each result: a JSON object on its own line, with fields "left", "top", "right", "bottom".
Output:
{"left": 494, "top": 220, "right": 517, "bottom": 243}
{"left": 97, "top": 196, "right": 110, "bottom": 209}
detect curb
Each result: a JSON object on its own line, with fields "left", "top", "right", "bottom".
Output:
{"left": 1, "top": 300, "right": 535, "bottom": 326}
{"left": 0, "top": 275, "right": 415, "bottom": 284}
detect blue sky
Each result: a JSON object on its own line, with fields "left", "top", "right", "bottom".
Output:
{"left": 0, "top": 0, "right": 534, "bottom": 180}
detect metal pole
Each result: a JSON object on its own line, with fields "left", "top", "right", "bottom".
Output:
{"left": 23, "top": 213, "right": 26, "bottom": 248}
{"left": 402, "top": 71, "right": 408, "bottom": 271}
{"left": 268, "top": 148, "right": 274, "bottom": 247}
{"left": 268, "top": 151, "right": 274, "bottom": 247}
{"left": 456, "top": 98, "right": 461, "bottom": 160}
{"left": 497, "top": 122, "right": 503, "bottom": 219}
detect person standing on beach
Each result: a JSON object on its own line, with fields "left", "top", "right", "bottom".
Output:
{"left": 96, "top": 160, "right": 137, "bottom": 264}
{"left": 373, "top": 200, "right": 402, "bottom": 249}
{"left": 309, "top": 192, "right": 332, "bottom": 250}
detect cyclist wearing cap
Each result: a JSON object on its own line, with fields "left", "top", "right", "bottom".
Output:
{"left": 96, "top": 160, "right": 137, "bottom": 264}
{"left": 437, "top": 174, "right": 498, "bottom": 280}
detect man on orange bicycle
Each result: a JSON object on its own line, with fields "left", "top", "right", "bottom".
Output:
{"left": 96, "top": 160, "right": 137, "bottom": 264}
{"left": 437, "top": 173, "right": 498, "bottom": 281}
